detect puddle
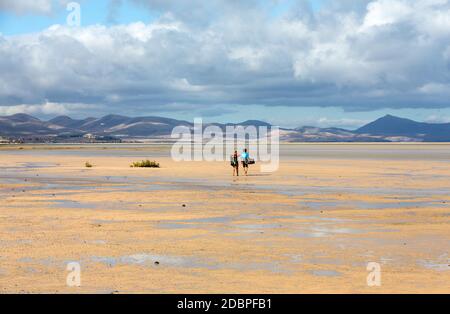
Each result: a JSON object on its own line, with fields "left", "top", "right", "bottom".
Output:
{"left": 307, "top": 257, "right": 343, "bottom": 266}
{"left": 15, "top": 253, "right": 290, "bottom": 274}
{"left": 158, "top": 214, "right": 362, "bottom": 238}
{"left": 17, "top": 257, "right": 60, "bottom": 268}
{"left": 312, "top": 226, "right": 361, "bottom": 234}
{"left": 302, "top": 200, "right": 448, "bottom": 210}
{"left": 91, "top": 253, "right": 211, "bottom": 269}
{"left": 418, "top": 261, "right": 450, "bottom": 271}
{"left": 92, "top": 219, "right": 125, "bottom": 224}
{"left": 90, "top": 252, "right": 291, "bottom": 273}
{"left": 289, "top": 254, "right": 303, "bottom": 263}
{"left": 298, "top": 215, "right": 347, "bottom": 222}
{"left": 417, "top": 256, "right": 450, "bottom": 271}
{"left": 0, "top": 239, "right": 33, "bottom": 247}
{"left": 159, "top": 212, "right": 300, "bottom": 229}
{"left": 270, "top": 185, "right": 450, "bottom": 198}
{"left": 233, "top": 223, "right": 283, "bottom": 233}
{"left": 158, "top": 216, "right": 239, "bottom": 230}
{"left": 50, "top": 199, "right": 156, "bottom": 210}
{"left": 226, "top": 261, "right": 288, "bottom": 274}
{"left": 309, "top": 269, "right": 341, "bottom": 277}
{"left": 20, "top": 162, "right": 59, "bottom": 168}
{"left": 292, "top": 226, "right": 363, "bottom": 238}
{"left": 6, "top": 144, "right": 171, "bottom": 158}
{"left": 90, "top": 240, "right": 107, "bottom": 245}
{"left": 183, "top": 216, "right": 232, "bottom": 223}
{"left": 50, "top": 200, "right": 87, "bottom": 209}
{"left": 158, "top": 217, "right": 284, "bottom": 234}
{"left": 24, "top": 267, "right": 41, "bottom": 274}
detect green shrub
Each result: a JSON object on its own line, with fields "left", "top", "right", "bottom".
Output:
{"left": 130, "top": 160, "right": 160, "bottom": 168}
{"left": 85, "top": 161, "right": 93, "bottom": 168}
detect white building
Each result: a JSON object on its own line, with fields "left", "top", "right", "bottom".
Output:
{"left": 83, "top": 133, "right": 95, "bottom": 139}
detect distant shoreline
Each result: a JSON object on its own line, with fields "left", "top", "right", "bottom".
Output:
{"left": 2, "top": 142, "right": 450, "bottom": 149}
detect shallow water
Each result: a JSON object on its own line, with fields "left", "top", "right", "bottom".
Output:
{"left": 4, "top": 143, "right": 450, "bottom": 161}
{"left": 279, "top": 144, "right": 450, "bottom": 161}
{"left": 17, "top": 252, "right": 292, "bottom": 274}
{"left": 302, "top": 200, "right": 448, "bottom": 210}
{"left": 309, "top": 269, "right": 342, "bottom": 277}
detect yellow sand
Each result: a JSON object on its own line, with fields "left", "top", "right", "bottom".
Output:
{"left": 0, "top": 145, "right": 449, "bottom": 293}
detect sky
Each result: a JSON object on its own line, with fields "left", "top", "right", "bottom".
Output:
{"left": 0, "top": 0, "right": 449, "bottom": 129}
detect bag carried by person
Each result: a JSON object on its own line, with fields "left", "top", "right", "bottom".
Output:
{"left": 230, "top": 156, "right": 237, "bottom": 167}
{"left": 248, "top": 158, "right": 255, "bottom": 165}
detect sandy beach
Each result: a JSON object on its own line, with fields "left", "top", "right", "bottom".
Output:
{"left": 0, "top": 144, "right": 449, "bottom": 293}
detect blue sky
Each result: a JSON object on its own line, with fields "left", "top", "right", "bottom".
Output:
{"left": 0, "top": 0, "right": 156, "bottom": 35}
{"left": 0, "top": 0, "right": 328, "bottom": 35}
{"left": 0, "top": 0, "right": 449, "bottom": 128}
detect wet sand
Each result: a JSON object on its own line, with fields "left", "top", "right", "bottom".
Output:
{"left": 0, "top": 144, "right": 449, "bottom": 293}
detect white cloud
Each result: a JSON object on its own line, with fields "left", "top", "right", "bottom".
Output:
{"left": 228, "top": 46, "right": 267, "bottom": 71}
{"left": 0, "top": 101, "right": 96, "bottom": 116}
{"left": 424, "top": 114, "right": 450, "bottom": 123}
{"left": 0, "top": 0, "right": 449, "bottom": 116}
{"left": 315, "top": 117, "right": 370, "bottom": 129}
{"left": 0, "top": 0, "right": 54, "bottom": 15}
{"left": 362, "top": 0, "right": 413, "bottom": 29}
{"left": 170, "top": 78, "right": 206, "bottom": 92}
{"left": 418, "top": 83, "right": 450, "bottom": 94}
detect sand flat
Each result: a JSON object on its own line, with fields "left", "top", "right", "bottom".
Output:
{"left": 0, "top": 144, "right": 449, "bottom": 293}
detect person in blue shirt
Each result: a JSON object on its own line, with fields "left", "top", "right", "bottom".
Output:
{"left": 241, "top": 148, "right": 249, "bottom": 176}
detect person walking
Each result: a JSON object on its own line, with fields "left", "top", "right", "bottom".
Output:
{"left": 241, "top": 148, "right": 249, "bottom": 176}
{"left": 231, "top": 150, "right": 239, "bottom": 176}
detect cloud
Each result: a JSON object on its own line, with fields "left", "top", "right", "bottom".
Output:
{"left": 424, "top": 114, "right": 450, "bottom": 123}
{"left": 418, "top": 82, "right": 450, "bottom": 94}
{"left": 0, "top": 0, "right": 54, "bottom": 15}
{"left": 0, "top": 0, "right": 449, "bottom": 117}
{"left": 362, "top": 0, "right": 413, "bottom": 28}
{"left": 169, "top": 78, "right": 207, "bottom": 92}
{"left": 0, "top": 101, "right": 97, "bottom": 116}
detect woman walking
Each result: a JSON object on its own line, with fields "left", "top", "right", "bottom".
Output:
{"left": 231, "top": 150, "right": 239, "bottom": 176}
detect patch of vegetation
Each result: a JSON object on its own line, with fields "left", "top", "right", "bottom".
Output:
{"left": 130, "top": 160, "right": 160, "bottom": 168}
{"left": 85, "top": 161, "right": 93, "bottom": 168}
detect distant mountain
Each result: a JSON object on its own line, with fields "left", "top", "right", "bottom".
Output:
{"left": 0, "top": 113, "right": 449, "bottom": 142}
{"left": 0, "top": 114, "right": 273, "bottom": 140}
{"left": 48, "top": 115, "right": 95, "bottom": 129}
{"left": 287, "top": 126, "right": 388, "bottom": 142}
{"left": 103, "top": 116, "right": 193, "bottom": 136}
{"left": 0, "top": 113, "right": 58, "bottom": 136}
{"left": 355, "top": 114, "right": 450, "bottom": 141}
{"left": 80, "top": 114, "right": 130, "bottom": 133}
{"left": 5, "top": 113, "right": 41, "bottom": 123}
{"left": 75, "top": 115, "right": 194, "bottom": 136}
{"left": 233, "top": 120, "right": 272, "bottom": 127}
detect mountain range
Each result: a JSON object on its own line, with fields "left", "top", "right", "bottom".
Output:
{"left": 0, "top": 113, "right": 449, "bottom": 142}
